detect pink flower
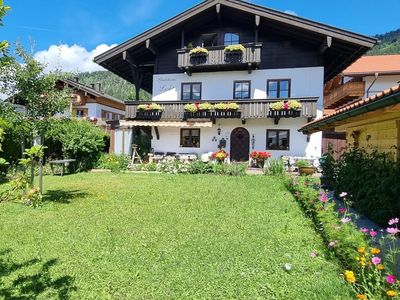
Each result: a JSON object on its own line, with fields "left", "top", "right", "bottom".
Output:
{"left": 360, "top": 228, "right": 369, "bottom": 233}
{"left": 320, "top": 192, "right": 328, "bottom": 203}
{"left": 386, "top": 275, "right": 397, "bottom": 284}
{"left": 369, "top": 229, "right": 378, "bottom": 237}
{"left": 386, "top": 227, "right": 400, "bottom": 235}
{"left": 341, "top": 217, "right": 351, "bottom": 223}
{"left": 338, "top": 207, "right": 347, "bottom": 214}
{"left": 339, "top": 192, "right": 348, "bottom": 198}
{"left": 310, "top": 251, "right": 318, "bottom": 258}
{"left": 371, "top": 256, "right": 381, "bottom": 265}
{"left": 328, "top": 240, "right": 337, "bottom": 248}
{"left": 388, "top": 218, "right": 399, "bottom": 225}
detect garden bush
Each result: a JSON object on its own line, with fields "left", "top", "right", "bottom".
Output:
{"left": 46, "top": 119, "right": 108, "bottom": 171}
{"left": 321, "top": 148, "right": 400, "bottom": 226}
{"left": 264, "top": 158, "right": 285, "bottom": 177}
{"left": 96, "top": 153, "right": 130, "bottom": 173}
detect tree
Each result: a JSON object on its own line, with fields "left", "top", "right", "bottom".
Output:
{"left": 0, "top": 0, "right": 11, "bottom": 64}
{"left": 0, "top": 46, "right": 71, "bottom": 193}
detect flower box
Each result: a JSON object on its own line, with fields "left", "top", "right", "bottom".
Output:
{"left": 136, "top": 110, "right": 163, "bottom": 120}
{"left": 224, "top": 51, "right": 243, "bottom": 63}
{"left": 213, "top": 110, "right": 241, "bottom": 118}
{"left": 184, "top": 111, "right": 212, "bottom": 119}
{"left": 269, "top": 110, "right": 301, "bottom": 118}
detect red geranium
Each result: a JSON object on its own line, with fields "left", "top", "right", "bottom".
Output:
{"left": 250, "top": 151, "right": 272, "bottom": 160}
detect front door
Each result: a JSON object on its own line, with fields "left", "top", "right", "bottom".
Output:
{"left": 230, "top": 127, "right": 250, "bottom": 161}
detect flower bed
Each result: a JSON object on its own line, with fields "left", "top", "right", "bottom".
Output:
{"left": 288, "top": 176, "right": 400, "bottom": 299}
{"left": 250, "top": 151, "right": 271, "bottom": 168}
{"left": 211, "top": 150, "right": 229, "bottom": 163}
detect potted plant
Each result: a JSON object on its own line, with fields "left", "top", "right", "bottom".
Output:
{"left": 214, "top": 102, "right": 240, "bottom": 118}
{"left": 250, "top": 151, "right": 272, "bottom": 168}
{"left": 211, "top": 149, "right": 229, "bottom": 163}
{"left": 269, "top": 100, "right": 302, "bottom": 118}
{"left": 136, "top": 103, "right": 164, "bottom": 120}
{"left": 296, "top": 159, "right": 315, "bottom": 176}
{"left": 224, "top": 44, "right": 245, "bottom": 63}
{"left": 189, "top": 47, "right": 208, "bottom": 65}
{"left": 184, "top": 102, "right": 213, "bottom": 118}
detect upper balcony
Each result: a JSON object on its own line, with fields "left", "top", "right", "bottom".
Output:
{"left": 177, "top": 43, "right": 262, "bottom": 74}
{"left": 125, "top": 98, "right": 317, "bottom": 124}
{"left": 324, "top": 80, "right": 365, "bottom": 109}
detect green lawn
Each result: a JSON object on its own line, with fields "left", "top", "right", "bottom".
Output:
{"left": 0, "top": 173, "right": 352, "bottom": 299}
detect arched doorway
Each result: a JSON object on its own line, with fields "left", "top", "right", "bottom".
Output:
{"left": 230, "top": 127, "right": 250, "bottom": 161}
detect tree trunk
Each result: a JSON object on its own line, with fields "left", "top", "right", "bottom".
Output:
{"left": 38, "top": 133, "right": 44, "bottom": 194}
{"left": 30, "top": 134, "right": 34, "bottom": 187}
{"left": 20, "top": 133, "right": 26, "bottom": 174}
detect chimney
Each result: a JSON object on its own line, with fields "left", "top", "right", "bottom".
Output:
{"left": 90, "top": 83, "right": 95, "bottom": 89}
{"left": 74, "top": 77, "right": 79, "bottom": 83}
{"left": 96, "top": 82, "right": 102, "bottom": 92}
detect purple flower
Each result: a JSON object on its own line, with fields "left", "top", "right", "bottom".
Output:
{"left": 341, "top": 217, "right": 351, "bottom": 224}
{"left": 369, "top": 229, "right": 378, "bottom": 237}
{"left": 310, "top": 251, "right": 318, "bottom": 258}
{"left": 339, "top": 192, "right": 348, "bottom": 198}
{"left": 371, "top": 256, "right": 381, "bottom": 265}
{"left": 386, "top": 275, "right": 397, "bottom": 284}
{"left": 320, "top": 192, "right": 328, "bottom": 203}
{"left": 386, "top": 227, "right": 400, "bottom": 235}
{"left": 338, "top": 207, "right": 347, "bottom": 214}
{"left": 388, "top": 218, "right": 399, "bottom": 225}
{"left": 360, "top": 228, "right": 369, "bottom": 233}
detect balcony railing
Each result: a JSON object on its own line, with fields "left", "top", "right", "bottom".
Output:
{"left": 325, "top": 80, "right": 365, "bottom": 109}
{"left": 177, "top": 43, "right": 262, "bottom": 73}
{"left": 125, "top": 98, "right": 318, "bottom": 122}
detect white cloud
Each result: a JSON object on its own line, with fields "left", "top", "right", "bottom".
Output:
{"left": 284, "top": 10, "right": 298, "bottom": 16}
{"left": 33, "top": 44, "right": 117, "bottom": 73}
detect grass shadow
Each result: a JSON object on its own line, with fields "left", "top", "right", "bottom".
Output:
{"left": 0, "top": 249, "right": 76, "bottom": 299}
{"left": 43, "top": 190, "right": 89, "bottom": 204}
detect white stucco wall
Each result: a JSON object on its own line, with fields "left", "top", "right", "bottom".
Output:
{"left": 83, "top": 103, "right": 125, "bottom": 119}
{"left": 363, "top": 75, "right": 400, "bottom": 97}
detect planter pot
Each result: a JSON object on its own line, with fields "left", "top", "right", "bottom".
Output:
{"left": 184, "top": 111, "right": 212, "bottom": 119}
{"left": 298, "top": 167, "right": 315, "bottom": 176}
{"left": 224, "top": 51, "right": 243, "bottom": 63}
{"left": 269, "top": 109, "right": 301, "bottom": 118}
{"left": 190, "top": 54, "right": 207, "bottom": 65}
{"left": 214, "top": 109, "right": 241, "bottom": 118}
{"left": 136, "top": 110, "right": 162, "bottom": 120}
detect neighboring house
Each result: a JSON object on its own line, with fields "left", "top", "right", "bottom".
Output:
{"left": 301, "top": 85, "right": 400, "bottom": 162}
{"left": 322, "top": 55, "right": 400, "bottom": 158}
{"left": 59, "top": 79, "right": 125, "bottom": 122}
{"left": 94, "top": 0, "right": 376, "bottom": 160}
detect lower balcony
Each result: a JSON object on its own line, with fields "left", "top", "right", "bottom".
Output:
{"left": 125, "top": 98, "right": 318, "bottom": 123}
{"left": 325, "top": 80, "right": 365, "bottom": 109}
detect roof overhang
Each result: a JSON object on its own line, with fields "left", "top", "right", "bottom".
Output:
{"left": 94, "top": 0, "right": 377, "bottom": 88}
{"left": 300, "top": 86, "right": 400, "bottom": 134}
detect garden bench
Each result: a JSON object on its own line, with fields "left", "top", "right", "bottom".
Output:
{"left": 49, "top": 159, "right": 76, "bottom": 176}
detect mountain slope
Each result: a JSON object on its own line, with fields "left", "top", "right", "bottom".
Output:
{"left": 368, "top": 29, "right": 400, "bottom": 55}
{"left": 76, "top": 71, "right": 151, "bottom": 101}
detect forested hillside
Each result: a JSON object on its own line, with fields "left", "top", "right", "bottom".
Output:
{"left": 368, "top": 29, "right": 400, "bottom": 55}
{"left": 75, "top": 71, "right": 151, "bottom": 100}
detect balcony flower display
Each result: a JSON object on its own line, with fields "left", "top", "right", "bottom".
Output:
{"left": 211, "top": 150, "right": 229, "bottom": 163}
{"left": 214, "top": 102, "right": 240, "bottom": 111}
{"left": 270, "top": 100, "right": 301, "bottom": 111}
{"left": 189, "top": 47, "right": 208, "bottom": 56}
{"left": 250, "top": 151, "right": 272, "bottom": 168}
{"left": 184, "top": 102, "right": 214, "bottom": 112}
{"left": 137, "top": 103, "right": 164, "bottom": 111}
{"left": 224, "top": 44, "right": 246, "bottom": 53}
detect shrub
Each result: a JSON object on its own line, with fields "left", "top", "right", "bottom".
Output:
{"left": 296, "top": 159, "right": 310, "bottom": 168}
{"left": 46, "top": 119, "right": 108, "bottom": 171}
{"left": 322, "top": 148, "right": 400, "bottom": 226}
{"left": 137, "top": 103, "right": 163, "bottom": 111}
{"left": 97, "top": 154, "right": 130, "bottom": 173}
{"left": 224, "top": 44, "right": 245, "bottom": 52}
{"left": 264, "top": 159, "right": 285, "bottom": 177}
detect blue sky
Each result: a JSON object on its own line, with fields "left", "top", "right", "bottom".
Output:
{"left": 2, "top": 0, "right": 399, "bottom": 72}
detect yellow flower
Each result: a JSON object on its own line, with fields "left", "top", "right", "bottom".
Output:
{"left": 356, "top": 294, "right": 367, "bottom": 300}
{"left": 387, "top": 290, "right": 397, "bottom": 297}
{"left": 344, "top": 270, "right": 356, "bottom": 283}
{"left": 370, "top": 248, "right": 381, "bottom": 255}
{"left": 357, "top": 247, "right": 366, "bottom": 254}
{"left": 376, "top": 264, "right": 385, "bottom": 270}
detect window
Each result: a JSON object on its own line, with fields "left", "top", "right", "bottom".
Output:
{"left": 74, "top": 108, "right": 87, "bottom": 118}
{"left": 180, "top": 129, "right": 200, "bottom": 148}
{"left": 234, "top": 81, "right": 251, "bottom": 99}
{"left": 266, "top": 130, "right": 290, "bottom": 150}
{"left": 224, "top": 33, "right": 240, "bottom": 46}
{"left": 181, "top": 83, "right": 202, "bottom": 101}
{"left": 267, "top": 79, "right": 291, "bottom": 98}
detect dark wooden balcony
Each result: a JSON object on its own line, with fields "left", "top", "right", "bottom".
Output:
{"left": 324, "top": 80, "right": 365, "bottom": 109}
{"left": 125, "top": 98, "right": 318, "bottom": 123}
{"left": 177, "top": 43, "right": 262, "bottom": 74}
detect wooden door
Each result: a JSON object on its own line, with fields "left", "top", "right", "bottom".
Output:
{"left": 230, "top": 127, "right": 250, "bottom": 161}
